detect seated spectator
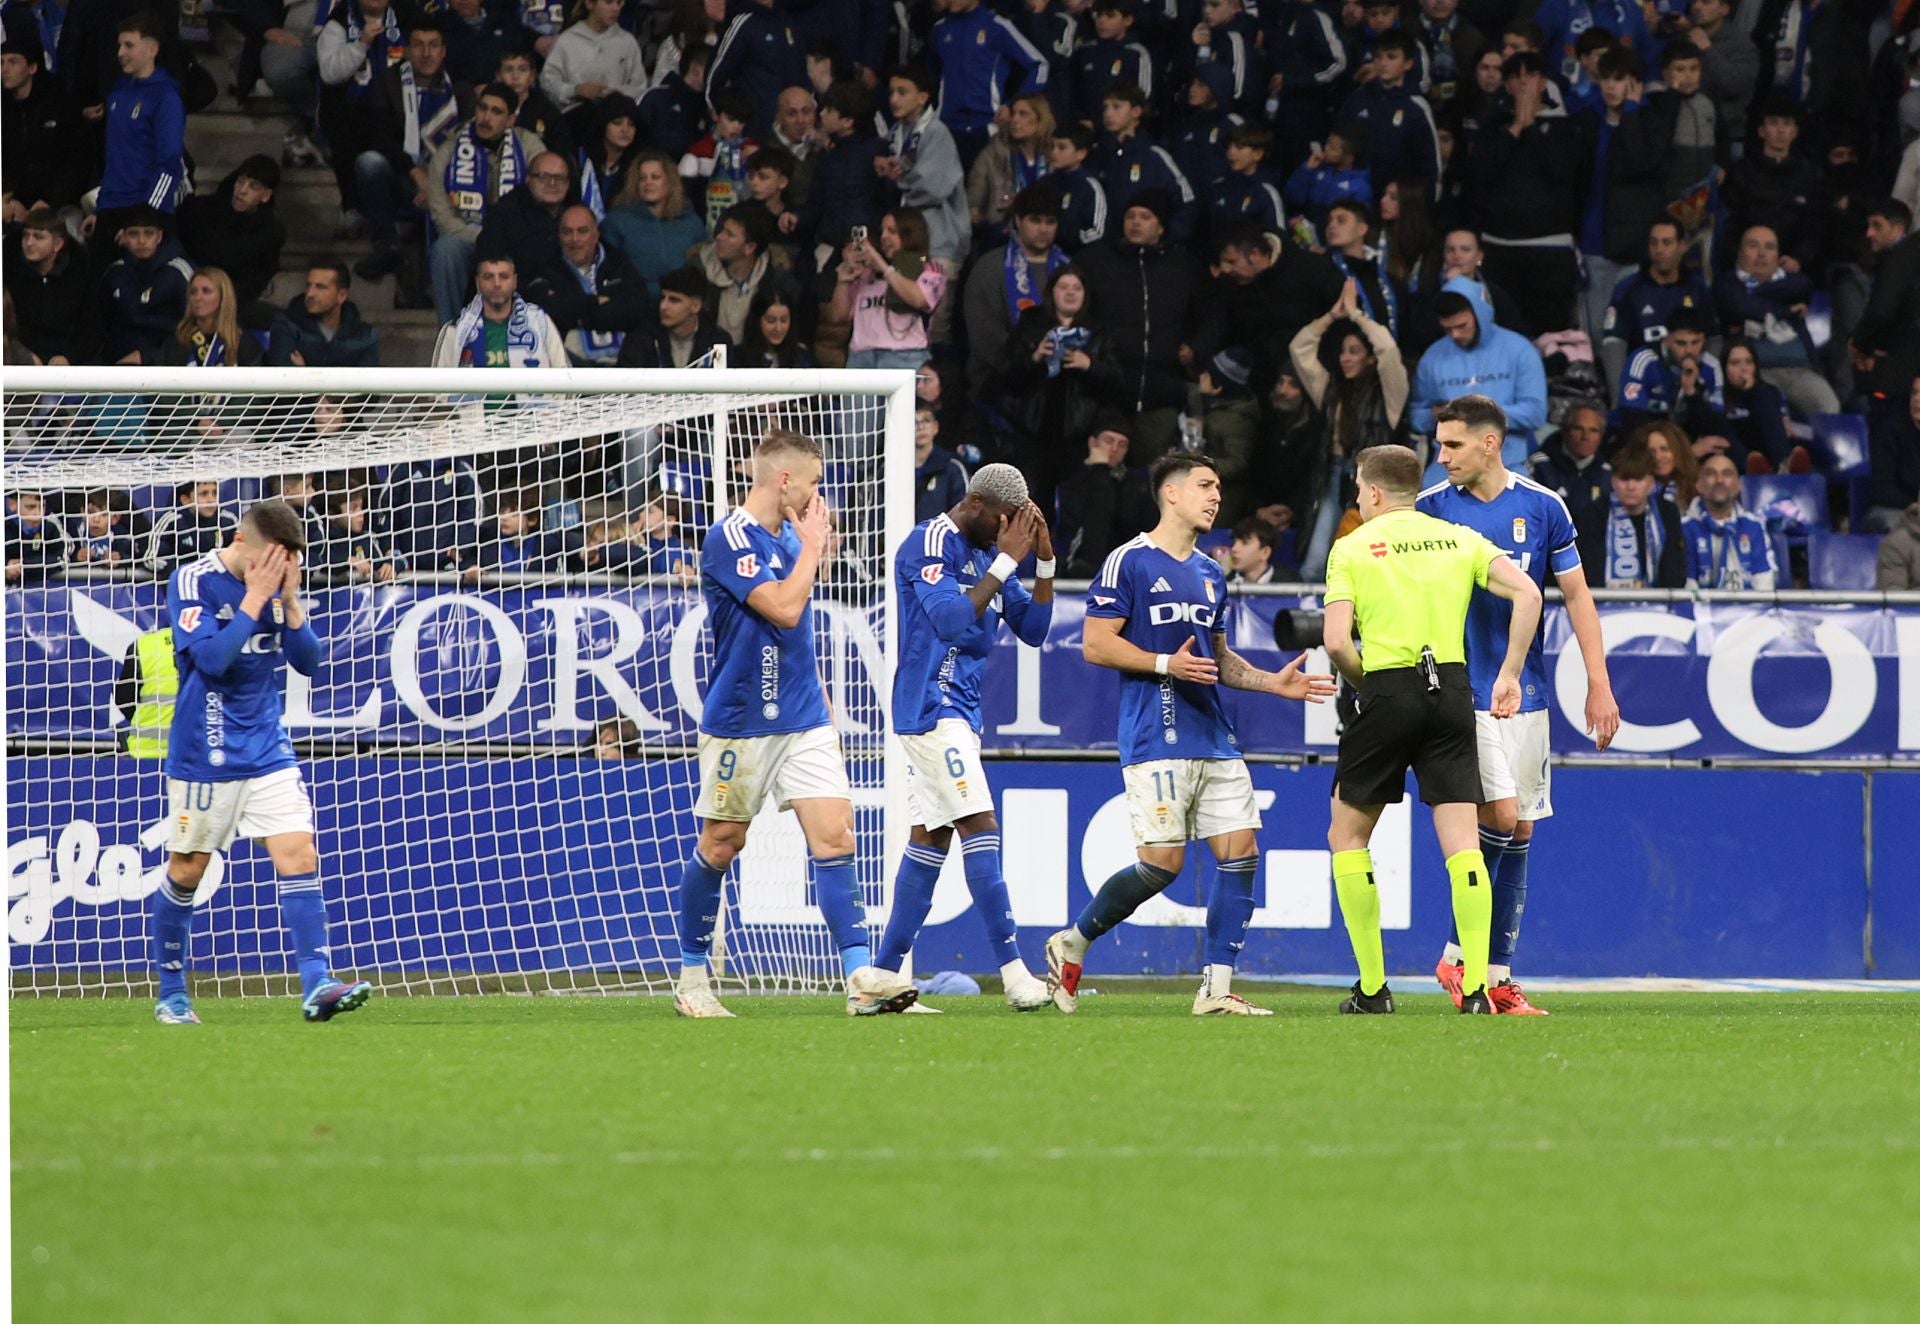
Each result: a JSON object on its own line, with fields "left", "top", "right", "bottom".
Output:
{"left": 6, "top": 207, "right": 103, "bottom": 364}
{"left": 743, "top": 148, "right": 800, "bottom": 263}
{"left": 526, "top": 203, "right": 653, "bottom": 365}
{"left": 1056, "top": 413, "right": 1156, "bottom": 577}
{"left": 377, "top": 454, "right": 481, "bottom": 573}
{"left": 4, "top": 489, "right": 70, "bottom": 582}
{"left": 1865, "top": 377, "right": 1920, "bottom": 533}
{"left": 1202, "top": 123, "right": 1286, "bottom": 251}
{"left": 1045, "top": 121, "right": 1110, "bottom": 255}
{"left": 498, "top": 48, "right": 574, "bottom": 163}
{"left": 1683, "top": 453, "right": 1777, "bottom": 590}
{"left": 431, "top": 254, "right": 569, "bottom": 366}
{"left": 1599, "top": 218, "right": 1713, "bottom": 395}
{"left": 767, "top": 87, "right": 820, "bottom": 208}
{"left": 968, "top": 92, "right": 1053, "bottom": 241}
{"left": 70, "top": 489, "right": 150, "bottom": 569}
{"left": 1407, "top": 227, "right": 1526, "bottom": 346}
{"left": 266, "top": 473, "right": 328, "bottom": 550}
{"left": 1719, "top": 338, "right": 1799, "bottom": 474}
{"left": 615, "top": 263, "right": 732, "bottom": 367}
{"left": 175, "top": 157, "right": 285, "bottom": 330}
{"left": 579, "top": 92, "right": 641, "bottom": 214}
{"left": 593, "top": 719, "right": 642, "bottom": 758}
{"left": 879, "top": 66, "right": 970, "bottom": 336}
{"left": 636, "top": 42, "right": 709, "bottom": 164}
{"left": 603, "top": 490, "right": 696, "bottom": 581}
{"left": 1226, "top": 517, "right": 1298, "bottom": 584}
{"left": 425, "top": 81, "right": 548, "bottom": 325}
{"left": 603, "top": 151, "right": 708, "bottom": 302}
{"left": 1624, "top": 418, "right": 1701, "bottom": 509}
{"left": 2, "top": 35, "right": 93, "bottom": 217}
{"left": 1876, "top": 502, "right": 1920, "bottom": 589}
{"left": 268, "top": 263, "right": 382, "bottom": 366}
{"left": 1616, "top": 306, "right": 1725, "bottom": 439}
{"left": 1376, "top": 181, "right": 1435, "bottom": 305}
{"left": 317, "top": 0, "right": 410, "bottom": 235}
{"left": 1195, "top": 346, "right": 1262, "bottom": 524}
{"left": 993, "top": 266, "right": 1124, "bottom": 514}
{"left": 476, "top": 150, "right": 574, "bottom": 280}
{"left": 1283, "top": 123, "right": 1375, "bottom": 241}
{"left": 737, "top": 282, "right": 813, "bottom": 367}
{"left": 830, "top": 206, "right": 944, "bottom": 370}
{"left": 791, "top": 80, "right": 885, "bottom": 261}
{"left": 962, "top": 182, "right": 1065, "bottom": 397}
{"left": 1408, "top": 278, "right": 1546, "bottom": 465}
{"left": 93, "top": 13, "right": 186, "bottom": 240}
{"left": 159, "top": 267, "right": 264, "bottom": 368}
{"left": 694, "top": 202, "right": 788, "bottom": 342}
{"left": 1722, "top": 99, "right": 1828, "bottom": 275}
{"left": 310, "top": 488, "right": 397, "bottom": 583}
{"left": 1470, "top": 51, "right": 1583, "bottom": 335}
{"left": 1713, "top": 223, "right": 1841, "bottom": 419}
{"left": 1247, "top": 368, "right": 1328, "bottom": 533}
{"left": 1290, "top": 280, "right": 1410, "bottom": 575}
{"left": 1576, "top": 439, "right": 1685, "bottom": 588}
{"left": 474, "top": 489, "right": 562, "bottom": 573}
{"left": 100, "top": 209, "right": 194, "bottom": 365}
{"left": 679, "top": 88, "right": 756, "bottom": 233}
{"left": 915, "top": 358, "right": 992, "bottom": 465}
{"left": 1529, "top": 403, "right": 1614, "bottom": 522}
{"left": 353, "top": 24, "right": 476, "bottom": 292}
{"left": 1096, "top": 82, "right": 1197, "bottom": 245}
{"left": 145, "top": 481, "right": 237, "bottom": 577}
{"left": 913, "top": 403, "right": 970, "bottom": 523}
{"left": 538, "top": 0, "right": 646, "bottom": 126}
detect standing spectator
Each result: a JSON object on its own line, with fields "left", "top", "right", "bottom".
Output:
{"left": 615, "top": 263, "right": 732, "bottom": 366}
{"left": 1283, "top": 125, "right": 1374, "bottom": 240}
{"left": 476, "top": 150, "right": 574, "bottom": 281}
{"left": 1069, "top": 0, "right": 1155, "bottom": 131}
{"left": 1212, "top": 225, "right": 1345, "bottom": 394}
{"left": 1169, "top": 65, "right": 1238, "bottom": 200}
{"left": 526, "top": 203, "right": 654, "bottom": 364}
{"left": 603, "top": 150, "right": 709, "bottom": 301}
{"left": 1864, "top": 377, "right": 1920, "bottom": 533}
{"left": 1599, "top": 217, "right": 1713, "bottom": 393}
{"left": 377, "top": 454, "right": 481, "bottom": 572}
{"left": 175, "top": 156, "right": 286, "bottom": 329}
{"left": 6, "top": 207, "right": 103, "bottom": 364}
{"left": 929, "top": 0, "right": 1049, "bottom": 171}
{"left": 310, "top": 488, "right": 397, "bottom": 583}
{"left": 1713, "top": 223, "right": 1840, "bottom": 418}
{"left": 1528, "top": 401, "right": 1615, "bottom": 521}
{"left": 787, "top": 80, "right": 884, "bottom": 261}
{"left": 425, "top": 81, "right": 546, "bottom": 323}
{"left": 1575, "top": 440, "right": 1686, "bottom": 588}
{"left": 1749, "top": 0, "right": 1872, "bottom": 151}
{"left": 539, "top": 0, "right": 646, "bottom": 127}
{"left": 1577, "top": 49, "right": 1667, "bottom": 349}
{"left": 742, "top": 146, "right": 799, "bottom": 257}
{"left": 1055, "top": 413, "right": 1155, "bottom": 577}
{"left": 1074, "top": 190, "right": 1220, "bottom": 463}
{"left": 768, "top": 87, "right": 819, "bottom": 206}
{"left": 1615, "top": 305, "right": 1727, "bottom": 439}
{"left": 443, "top": 0, "right": 519, "bottom": 90}
{"left": 678, "top": 87, "right": 755, "bottom": 232}
{"left": 94, "top": 13, "right": 186, "bottom": 236}
{"left": 1644, "top": 42, "right": 1714, "bottom": 206}
{"left": 1322, "top": 200, "right": 1401, "bottom": 342}
{"left": 1719, "top": 338, "right": 1797, "bottom": 473}
{"left": 71, "top": 489, "right": 150, "bottom": 569}
{"left": 962, "top": 182, "right": 1066, "bottom": 397}
{"left": 1408, "top": 277, "right": 1547, "bottom": 463}
{"left": 317, "top": 0, "right": 409, "bottom": 236}
{"left": 737, "top": 283, "right": 813, "bottom": 367}
{"left": 830, "top": 206, "right": 944, "bottom": 369}
{"left": 100, "top": 208, "right": 193, "bottom": 364}
{"left": 912, "top": 402, "right": 970, "bottom": 523}
{"left": 431, "top": 253, "right": 568, "bottom": 366}
{"left": 353, "top": 24, "right": 475, "bottom": 288}
{"left": 267, "top": 262, "right": 382, "bottom": 366}
{"left": 1850, "top": 201, "right": 1920, "bottom": 416}
{"left": 1178, "top": 0, "right": 1261, "bottom": 116}
{"left": 1004, "top": 0, "right": 1077, "bottom": 128}
{"left": 1202, "top": 123, "right": 1286, "bottom": 249}
{"left": 4, "top": 490, "right": 71, "bottom": 582}
{"left": 705, "top": 0, "right": 805, "bottom": 140}
{"left": 1338, "top": 32, "right": 1440, "bottom": 195}
{"left": 692, "top": 202, "right": 788, "bottom": 342}
{"left": 635, "top": 41, "right": 708, "bottom": 163}
{"left": 1045, "top": 121, "right": 1109, "bottom": 254}
{"left": 1225, "top": 516, "right": 1297, "bottom": 583}
{"left": 994, "top": 265, "right": 1124, "bottom": 514}
{"left": 967, "top": 92, "right": 1053, "bottom": 241}
{"left": 1683, "top": 452, "right": 1777, "bottom": 589}
{"left": 1531, "top": 0, "right": 1647, "bottom": 85}
{"left": 1264, "top": 0, "right": 1348, "bottom": 171}
{"left": 1095, "top": 82, "right": 1197, "bottom": 244}
{"left": 879, "top": 66, "right": 970, "bottom": 338}
{"left": 1722, "top": 102, "right": 1829, "bottom": 274}
{"left": 3, "top": 36, "right": 92, "bottom": 216}
{"left": 1682, "top": 0, "right": 1755, "bottom": 153}
{"left": 498, "top": 48, "right": 575, "bottom": 163}
{"left": 159, "top": 267, "right": 263, "bottom": 367}
{"left": 144, "top": 481, "right": 236, "bottom": 577}
{"left": 1413, "top": 0, "right": 1485, "bottom": 108}
{"left": 1471, "top": 51, "right": 1584, "bottom": 335}
{"left": 1876, "top": 502, "right": 1920, "bottom": 588}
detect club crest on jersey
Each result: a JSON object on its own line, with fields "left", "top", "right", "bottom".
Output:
{"left": 1512, "top": 517, "right": 1527, "bottom": 543}
{"left": 921, "top": 564, "right": 943, "bottom": 585}
{"left": 178, "top": 605, "right": 203, "bottom": 632}
{"left": 1202, "top": 579, "right": 1216, "bottom": 603}
{"left": 736, "top": 553, "right": 759, "bottom": 578}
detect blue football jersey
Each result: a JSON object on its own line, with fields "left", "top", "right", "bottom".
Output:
{"left": 1086, "top": 535, "right": 1239, "bottom": 765}
{"left": 698, "top": 509, "right": 832, "bottom": 738}
{"left": 1417, "top": 473, "right": 1579, "bottom": 713}
{"left": 165, "top": 550, "right": 321, "bottom": 783}
{"left": 892, "top": 514, "right": 1053, "bottom": 736}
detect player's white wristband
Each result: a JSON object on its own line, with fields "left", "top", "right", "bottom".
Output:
{"left": 1154, "top": 652, "right": 1171, "bottom": 677}
{"left": 988, "top": 552, "right": 1018, "bottom": 584}
{"left": 1034, "top": 557, "right": 1056, "bottom": 579}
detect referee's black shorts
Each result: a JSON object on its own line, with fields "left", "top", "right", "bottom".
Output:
{"left": 1335, "top": 663, "right": 1481, "bottom": 807}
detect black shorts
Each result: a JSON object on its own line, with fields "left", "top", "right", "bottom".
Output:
{"left": 1335, "top": 664, "right": 1481, "bottom": 807}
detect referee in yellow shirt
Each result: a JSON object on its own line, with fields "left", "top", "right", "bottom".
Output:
{"left": 1320, "top": 445, "right": 1543, "bottom": 1016}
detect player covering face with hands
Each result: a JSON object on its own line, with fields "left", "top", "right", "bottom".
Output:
{"left": 154, "top": 499, "right": 373, "bottom": 1025}
{"left": 1047, "top": 455, "right": 1337, "bottom": 1017}
{"left": 877, "top": 465, "right": 1057, "bottom": 1012}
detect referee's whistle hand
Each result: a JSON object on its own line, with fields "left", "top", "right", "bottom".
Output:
{"left": 1168, "top": 637, "right": 1218, "bottom": 684}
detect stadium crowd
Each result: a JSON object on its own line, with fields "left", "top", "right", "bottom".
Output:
{"left": 6, "top": 0, "right": 1920, "bottom": 589}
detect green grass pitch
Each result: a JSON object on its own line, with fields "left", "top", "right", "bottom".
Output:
{"left": 12, "top": 987, "right": 1920, "bottom": 1323}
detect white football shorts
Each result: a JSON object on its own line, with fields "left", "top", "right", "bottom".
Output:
{"left": 1475, "top": 708, "right": 1553, "bottom": 820}
{"left": 1122, "top": 757, "right": 1261, "bottom": 846}
{"left": 900, "top": 719, "right": 995, "bottom": 830}
{"left": 168, "top": 766, "right": 316, "bottom": 854}
{"left": 695, "top": 725, "right": 851, "bottom": 822}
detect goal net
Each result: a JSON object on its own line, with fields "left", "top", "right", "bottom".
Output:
{"left": 3, "top": 364, "right": 916, "bottom": 998}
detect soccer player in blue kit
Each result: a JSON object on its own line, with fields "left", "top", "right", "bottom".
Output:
{"left": 1046, "top": 455, "right": 1337, "bottom": 1016}
{"left": 153, "top": 499, "right": 373, "bottom": 1025}
{"left": 671, "top": 429, "right": 920, "bottom": 1018}
{"left": 875, "top": 464, "right": 1056, "bottom": 1012}
{"left": 1418, "top": 395, "right": 1621, "bottom": 1014}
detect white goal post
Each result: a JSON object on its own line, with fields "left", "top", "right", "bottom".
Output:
{"left": 3, "top": 365, "right": 917, "bottom": 997}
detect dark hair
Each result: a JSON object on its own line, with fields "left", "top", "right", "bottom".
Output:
{"left": 323, "top": 487, "right": 366, "bottom": 516}
{"left": 1354, "top": 444, "right": 1422, "bottom": 497}
{"left": 887, "top": 205, "right": 931, "bottom": 255}
{"left": 720, "top": 200, "right": 775, "bottom": 251}
{"left": 1869, "top": 198, "right": 1914, "bottom": 230}
{"left": 1575, "top": 27, "right": 1618, "bottom": 56}
{"left": 479, "top": 80, "right": 516, "bottom": 109}
{"left": 742, "top": 279, "right": 807, "bottom": 367}
{"left": 1042, "top": 263, "right": 1092, "bottom": 322}
{"left": 1231, "top": 517, "right": 1276, "bottom": 550}
{"left": 1149, "top": 453, "right": 1218, "bottom": 501}
{"left": 888, "top": 64, "right": 937, "bottom": 98}
{"left": 711, "top": 88, "right": 753, "bottom": 126}
{"left": 679, "top": 41, "right": 711, "bottom": 74}
{"left": 1215, "top": 222, "right": 1270, "bottom": 259}
{"left": 1501, "top": 20, "right": 1545, "bottom": 47}
{"left": 1432, "top": 393, "right": 1509, "bottom": 440}
{"left": 1102, "top": 81, "right": 1148, "bottom": 109}
{"left": 1054, "top": 122, "right": 1096, "bottom": 154}
{"left": 1501, "top": 50, "right": 1547, "bottom": 79}
{"left": 1647, "top": 217, "right": 1683, "bottom": 243}
{"left": 116, "top": 10, "right": 164, "bottom": 40}
{"left": 308, "top": 260, "right": 352, "bottom": 290}
{"left": 243, "top": 498, "right": 308, "bottom": 553}
{"left": 1660, "top": 41, "right": 1702, "bottom": 68}
{"left": 1373, "top": 31, "right": 1417, "bottom": 60}
{"left": 1433, "top": 290, "right": 1475, "bottom": 321}
{"left": 1089, "top": 410, "right": 1132, "bottom": 441}
{"left": 1329, "top": 121, "right": 1368, "bottom": 162}
{"left": 495, "top": 488, "right": 535, "bottom": 516}
{"left": 1091, "top": 0, "right": 1133, "bottom": 14}
{"left": 747, "top": 146, "right": 798, "bottom": 180}
{"left": 1227, "top": 122, "right": 1273, "bottom": 153}
{"left": 821, "top": 80, "right": 872, "bottom": 122}
{"left": 804, "top": 37, "right": 850, "bottom": 82}
{"left": 176, "top": 479, "right": 218, "bottom": 499}
{"left": 1010, "top": 180, "right": 1062, "bottom": 220}
{"left": 658, "top": 264, "right": 706, "bottom": 299}
{"left": 1610, "top": 439, "right": 1656, "bottom": 481}
{"left": 1664, "top": 306, "right": 1714, "bottom": 337}
{"left": 1596, "top": 47, "right": 1643, "bottom": 80}
{"left": 1328, "top": 198, "right": 1373, "bottom": 232}
{"left": 21, "top": 205, "right": 65, "bottom": 240}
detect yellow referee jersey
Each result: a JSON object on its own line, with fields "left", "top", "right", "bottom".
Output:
{"left": 1323, "top": 507, "right": 1501, "bottom": 672}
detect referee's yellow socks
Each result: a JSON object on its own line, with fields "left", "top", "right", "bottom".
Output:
{"left": 1332, "top": 849, "right": 1386, "bottom": 996}
{"left": 1447, "top": 848, "right": 1493, "bottom": 995}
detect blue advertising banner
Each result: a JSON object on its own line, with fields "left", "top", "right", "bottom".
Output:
{"left": 7, "top": 583, "right": 1920, "bottom": 760}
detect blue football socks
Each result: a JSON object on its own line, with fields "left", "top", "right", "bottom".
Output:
{"left": 1491, "top": 836, "right": 1531, "bottom": 969}
{"left": 675, "top": 849, "right": 727, "bottom": 969}
{"left": 959, "top": 831, "right": 1019, "bottom": 965}
{"left": 1203, "top": 855, "right": 1259, "bottom": 968}
{"left": 876, "top": 841, "right": 947, "bottom": 971}
{"left": 151, "top": 878, "right": 196, "bottom": 1000}
{"left": 811, "top": 855, "right": 871, "bottom": 977}
{"left": 1075, "top": 860, "right": 1179, "bottom": 942}
{"left": 277, "top": 874, "right": 332, "bottom": 997}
